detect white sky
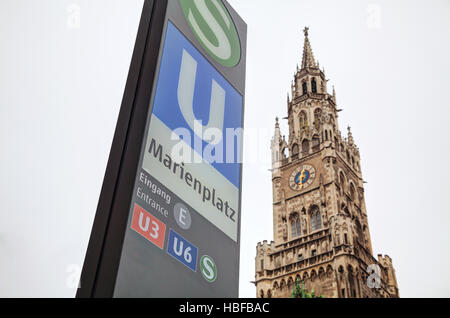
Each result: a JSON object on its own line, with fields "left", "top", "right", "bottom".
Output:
{"left": 0, "top": 0, "right": 449, "bottom": 298}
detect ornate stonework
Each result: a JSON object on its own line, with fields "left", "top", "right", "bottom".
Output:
{"left": 255, "top": 28, "right": 399, "bottom": 299}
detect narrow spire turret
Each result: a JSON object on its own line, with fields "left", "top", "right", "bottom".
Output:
{"left": 348, "top": 126, "right": 354, "bottom": 146}
{"left": 301, "top": 27, "right": 317, "bottom": 70}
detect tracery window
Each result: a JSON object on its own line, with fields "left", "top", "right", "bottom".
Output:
{"left": 349, "top": 183, "right": 356, "bottom": 201}
{"left": 313, "top": 108, "right": 322, "bottom": 130}
{"left": 302, "top": 139, "right": 310, "bottom": 156}
{"left": 292, "top": 144, "right": 299, "bottom": 156}
{"left": 299, "top": 111, "right": 308, "bottom": 132}
{"left": 310, "top": 206, "right": 322, "bottom": 231}
{"left": 311, "top": 78, "right": 317, "bottom": 94}
{"left": 339, "top": 172, "right": 346, "bottom": 191}
{"left": 312, "top": 135, "right": 320, "bottom": 152}
{"left": 290, "top": 214, "right": 302, "bottom": 238}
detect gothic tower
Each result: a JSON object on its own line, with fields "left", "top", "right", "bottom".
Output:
{"left": 255, "top": 28, "right": 399, "bottom": 298}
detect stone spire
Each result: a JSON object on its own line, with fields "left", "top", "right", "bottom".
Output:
{"left": 348, "top": 126, "right": 354, "bottom": 146}
{"left": 301, "top": 27, "right": 317, "bottom": 70}
{"left": 273, "top": 117, "right": 282, "bottom": 146}
{"left": 271, "top": 117, "right": 282, "bottom": 169}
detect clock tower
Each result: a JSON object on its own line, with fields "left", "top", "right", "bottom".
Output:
{"left": 255, "top": 28, "right": 399, "bottom": 298}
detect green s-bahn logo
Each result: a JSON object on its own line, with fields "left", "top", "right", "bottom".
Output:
{"left": 180, "top": 0, "right": 241, "bottom": 67}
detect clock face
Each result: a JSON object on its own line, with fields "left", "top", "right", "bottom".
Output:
{"left": 289, "top": 165, "right": 316, "bottom": 191}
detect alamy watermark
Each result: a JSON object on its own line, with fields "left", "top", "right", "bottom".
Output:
{"left": 366, "top": 264, "right": 381, "bottom": 289}
{"left": 66, "top": 264, "right": 81, "bottom": 289}
{"left": 169, "top": 120, "right": 272, "bottom": 168}
{"left": 66, "top": 4, "right": 81, "bottom": 30}
{"left": 367, "top": 4, "right": 382, "bottom": 29}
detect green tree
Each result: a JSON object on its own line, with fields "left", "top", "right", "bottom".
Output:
{"left": 291, "top": 278, "right": 324, "bottom": 298}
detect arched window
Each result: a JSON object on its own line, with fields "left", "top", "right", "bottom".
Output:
{"left": 311, "top": 78, "right": 317, "bottom": 94}
{"left": 310, "top": 206, "right": 322, "bottom": 231}
{"left": 319, "top": 267, "right": 325, "bottom": 279}
{"left": 302, "top": 139, "right": 310, "bottom": 156}
{"left": 356, "top": 219, "right": 364, "bottom": 244}
{"left": 349, "top": 183, "right": 356, "bottom": 201}
{"left": 282, "top": 147, "right": 288, "bottom": 159}
{"left": 348, "top": 265, "right": 357, "bottom": 298}
{"left": 312, "top": 135, "right": 320, "bottom": 152}
{"left": 313, "top": 108, "right": 322, "bottom": 130}
{"left": 292, "top": 144, "right": 299, "bottom": 156}
{"left": 280, "top": 280, "right": 286, "bottom": 291}
{"left": 325, "top": 130, "right": 329, "bottom": 141}
{"left": 302, "top": 82, "right": 307, "bottom": 95}
{"left": 335, "top": 230, "right": 340, "bottom": 245}
{"left": 302, "top": 272, "right": 308, "bottom": 282}
{"left": 287, "top": 278, "right": 293, "bottom": 290}
{"left": 339, "top": 172, "right": 346, "bottom": 190}
{"left": 290, "top": 214, "right": 301, "bottom": 238}
{"left": 299, "top": 111, "right": 308, "bottom": 132}
{"left": 310, "top": 270, "right": 317, "bottom": 282}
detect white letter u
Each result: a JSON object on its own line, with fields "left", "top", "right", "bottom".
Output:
{"left": 177, "top": 49, "right": 225, "bottom": 145}
{"left": 173, "top": 237, "right": 184, "bottom": 257}
{"left": 138, "top": 213, "right": 150, "bottom": 232}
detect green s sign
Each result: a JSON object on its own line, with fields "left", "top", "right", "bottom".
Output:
{"left": 180, "top": 0, "right": 241, "bottom": 67}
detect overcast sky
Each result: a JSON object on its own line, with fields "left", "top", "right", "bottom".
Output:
{"left": 0, "top": 0, "right": 449, "bottom": 298}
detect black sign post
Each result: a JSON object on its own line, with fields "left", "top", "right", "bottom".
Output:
{"left": 77, "top": 0, "right": 246, "bottom": 298}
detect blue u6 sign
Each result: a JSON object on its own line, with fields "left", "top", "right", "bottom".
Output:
{"left": 142, "top": 21, "right": 243, "bottom": 242}
{"left": 167, "top": 229, "right": 199, "bottom": 272}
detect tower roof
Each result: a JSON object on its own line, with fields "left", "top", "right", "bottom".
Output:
{"left": 301, "top": 27, "right": 317, "bottom": 70}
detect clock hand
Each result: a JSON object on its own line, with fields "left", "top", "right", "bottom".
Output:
{"left": 299, "top": 169, "right": 306, "bottom": 189}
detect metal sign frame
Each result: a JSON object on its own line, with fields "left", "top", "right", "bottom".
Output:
{"left": 77, "top": 0, "right": 246, "bottom": 298}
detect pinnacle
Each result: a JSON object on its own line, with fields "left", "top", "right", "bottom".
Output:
{"left": 301, "top": 27, "right": 317, "bottom": 70}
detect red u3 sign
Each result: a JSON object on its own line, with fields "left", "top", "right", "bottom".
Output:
{"left": 131, "top": 204, "right": 166, "bottom": 250}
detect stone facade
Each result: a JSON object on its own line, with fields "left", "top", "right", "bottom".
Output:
{"left": 255, "top": 28, "right": 399, "bottom": 299}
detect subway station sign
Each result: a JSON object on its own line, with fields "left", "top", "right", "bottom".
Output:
{"left": 77, "top": 0, "right": 246, "bottom": 298}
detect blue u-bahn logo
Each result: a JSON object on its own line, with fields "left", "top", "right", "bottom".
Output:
{"left": 151, "top": 22, "right": 243, "bottom": 188}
